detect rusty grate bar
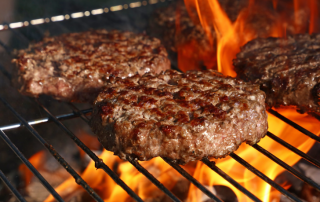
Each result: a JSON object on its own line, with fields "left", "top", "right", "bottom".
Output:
{"left": 230, "top": 153, "right": 301, "bottom": 202}
{"left": 0, "top": 130, "right": 63, "bottom": 202}
{"left": 0, "top": 96, "right": 104, "bottom": 202}
{"left": 163, "top": 158, "right": 223, "bottom": 202}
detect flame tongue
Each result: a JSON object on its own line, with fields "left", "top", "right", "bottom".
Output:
{"left": 25, "top": 1, "right": 320, "bottom": 201}
{"left": 181, "top": 0, "right": 320, "bottom": 201}
{"left": 183, "top": 0, "right": 284, "bottom": 77}
{"left": 181, "top": 0, "right": 319, "bottom": 75}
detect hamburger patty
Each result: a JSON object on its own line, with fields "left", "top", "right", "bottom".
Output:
{"left": 12, "top": 29, "right": 170, "bottom": 102}
{"left": 91, "top": 70, "right": 268, "bottom": 164}
{"left": 233, "top": 34, "right": 320, "bottom": 115}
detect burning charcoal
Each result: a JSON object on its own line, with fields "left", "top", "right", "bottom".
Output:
{"left": 234, "top": 34, "right": 320, "bottom": 116}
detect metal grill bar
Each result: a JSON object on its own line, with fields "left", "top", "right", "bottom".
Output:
{"left": 230, "top": 153, "right": 301, "bottom": 202}
{"left": 0, "top": 108, "right": 92, "bottom": 131}
{"left": 163, "top": 158, "right": 223, "bottom": 202}
{"left": 67, "top": 103, "right": 90, "bottom": 124}
{"left": 0, "top": 40, "right": 12, "bottom": 53}
{"left": 268, "top": 109, "right": 320, "bottom": 143}
{"left": 201, "top": 158, "right": 262, "bottom": 202}
{"left": 3, "top": 12, "right": 177, "bottom": 201}
{"left": 267, "top": 132, "right": 320, "bottom": 168}
{"left": 0, "top": 97, "right": 104, "bottom": 202}
{"left": 62, "top": 101, "right": 181, "bottom": 201}
{"left": 3, "top": 22, "right": 30, "bottom": 46}
{"left": 0, "top": 0, "right": 170, "bottom": 32}
{"left": 1, "top": 2, "right": 319, "bottom": 200}
{"left": 127, "top": 157, "right": 182, "bottom": 202}
{"left": 0, "top": 170, "right": 27, "bottom": 202}
{"left": 36, "top": 99, "right": 144, "bottom": 202}
{"left": 36, "top": 14, "right": 184, "bottom": 201}
{"left": 252, "top": 144, "right": 320, "bottom": 192}
{"left": 0, "top": 64, "right": 12, "bottom": 80}
{"left": 0, "top": 130, "right": 63, "bottom": 202}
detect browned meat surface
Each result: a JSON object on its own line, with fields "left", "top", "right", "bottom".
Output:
{"left": 12, "top": 29, "right": 170, "bottom": 102}
{"left": 233, "top": 34, "right": 320, "bottom": 115}
{"left": 91, "top": 70, "right": 268, "bottom": 164}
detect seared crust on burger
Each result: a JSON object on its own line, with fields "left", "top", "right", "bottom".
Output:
{"left": 12, "top": 29, "right": 170, "bottom": 102}
{"left": 91, "top": 69, "right": 268, "bottom": 164}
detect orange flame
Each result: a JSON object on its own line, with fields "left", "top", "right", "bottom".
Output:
{"left": 181, "top": 0, "right": 320, "bottom": 201}
{"left": 188, "top": 108, "right": 320, "bottom": 202}
{"left": 26, "top": 1, "right": 320, "bottom": 201}
{"left": 44, "top": 152, "right": 193, "bottom": 202}
{"left": 180, "top": 0, "right": 319, "bottom": 73}
{"left": 42, "top": 108, "right": 320, "bottom": 202}
{"left": 19, "top": 150, "right": 46, "bottom": 186}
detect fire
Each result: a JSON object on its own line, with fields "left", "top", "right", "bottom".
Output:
{"left": 44, "top": 151, "right": 191, "bottom": 202}
{"left": 40, "top": 109, "right": 320, "bottom": 202}
{"left": 23, "top": 1, "right": 320, "bottom": 201}
{"left": 180, "top": 0, "right": 320, "bottom": 201}
{"left": 188, "top": 108, "right": 320, "bottom": 202}
{"left": 179, "top": 0, "right": 319, "bottom": 74}
{"left": 19, "top": 150, "right": 46, "bottom": 186}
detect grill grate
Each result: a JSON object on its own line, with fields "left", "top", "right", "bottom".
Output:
{"left": 0, "top": 170, "right": 26, "bottom": 202}
{"left": 0, "top": 1, "right": 320, "bottom": 202}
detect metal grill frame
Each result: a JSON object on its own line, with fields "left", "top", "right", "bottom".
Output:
{"left": 0, "top": 1, "right": 320, "bottom": 201}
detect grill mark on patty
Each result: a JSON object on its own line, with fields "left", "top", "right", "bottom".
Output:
{"left": 91, "top": 70, "right": 268, "bottom": 164}
{"left": 234, "top": 34, "right": 320, "bottom": 116}
{"left": 13, "top": 29, "right": 170, "bottom": 102}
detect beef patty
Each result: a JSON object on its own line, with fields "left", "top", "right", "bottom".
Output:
{"left": 233, "top": 34, "right": 320, "bottom": 116}
{"left": 12, "top": 29, "right": 170, "bottom": 102}
{"left": 91, "top": 69, "right": 268, "bottom": 164}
